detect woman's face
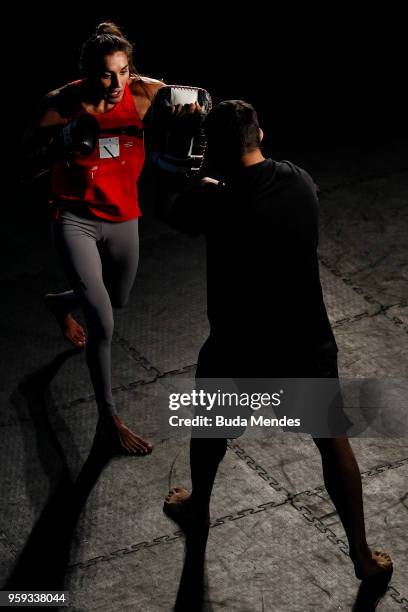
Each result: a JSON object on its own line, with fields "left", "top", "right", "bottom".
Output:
{"left": 93, "top": 51, "right": 130, "bottom": 103}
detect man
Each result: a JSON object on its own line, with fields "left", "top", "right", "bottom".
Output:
{"left": 156, "top": 100, "right": 392, "bottom": 586}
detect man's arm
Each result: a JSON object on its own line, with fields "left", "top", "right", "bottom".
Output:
{"left": 154, "top": 172, "right": 221, "bottom": 237}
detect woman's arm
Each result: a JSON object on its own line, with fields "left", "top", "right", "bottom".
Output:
{"left": 129, "top": 75, "right": 165, "bottom": 120}
{"left": 23, "top": 87, "right": 98, "bottom": 175}
{"left": 22, "top": 89, "right": 71, "bottom": 174}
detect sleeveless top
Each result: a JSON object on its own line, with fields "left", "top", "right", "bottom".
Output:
{"left": 50, "top": 80, "right": 145, "bottom": 221}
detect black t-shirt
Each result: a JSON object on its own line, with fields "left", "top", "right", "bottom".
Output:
{"left": 163, "top": 158, "right": 337, "bottom": 368}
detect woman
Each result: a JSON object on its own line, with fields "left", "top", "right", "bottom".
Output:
{"left": 27, "top": 22, "right": 163, "bottom": 455}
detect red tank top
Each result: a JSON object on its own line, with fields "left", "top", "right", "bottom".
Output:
{"left": 50, "top": 80, "right": 144, "bottom": 222}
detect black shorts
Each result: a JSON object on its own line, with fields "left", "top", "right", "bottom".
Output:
{"left": 196, "top": 335, "right": 353, "bottom": 437}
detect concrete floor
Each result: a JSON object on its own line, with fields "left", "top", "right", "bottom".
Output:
{"left": 0, "top": 143, "right": 407, "bottom": 611}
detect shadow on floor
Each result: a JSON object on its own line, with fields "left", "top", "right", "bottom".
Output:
{"left": 174, "top": 527, "right": 213, "bottom": 612}
{"left": 5, "top": 353, "right": 112, "bottom": 598}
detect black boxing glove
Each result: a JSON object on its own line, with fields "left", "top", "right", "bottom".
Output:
{"left": 146, "top": 85, "right": 212, "bottom": 176}
{"left": 50, "top": 114, "right": 99, "bottom": 158}
{"left": 21, "top": 113, "right": 98, "bottom": 183}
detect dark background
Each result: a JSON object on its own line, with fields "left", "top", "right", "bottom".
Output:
{"left": 1, "top": 3, "right": 403, "bottom": 225}
{"left": 14, "top": 7, "right": 406, "bottom": 151}
{"left": 6, "top": 6, "right": 404, "bottom": 223}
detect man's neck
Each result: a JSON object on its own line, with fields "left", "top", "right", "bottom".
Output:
{"left": 241, "top": 149, "right": 265, "bottom": 167}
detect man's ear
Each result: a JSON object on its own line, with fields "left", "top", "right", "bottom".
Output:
{"left": 259, "top": 128, "right": 264, "bottom": 142}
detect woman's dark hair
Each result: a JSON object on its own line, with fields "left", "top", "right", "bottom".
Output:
{"left": 204, "top": 100, "right": 261, "bottom": 156}
{"left": 80, "top": 21, "right": 138, "bottom": 77}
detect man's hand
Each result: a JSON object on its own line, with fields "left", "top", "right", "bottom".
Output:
{"left": 147, "top": 85, "right": 211, "bottom": 175}
{"left": 165, "top": 102, "right": 205, "bottom": 159}
{"left": 200, "top": 176, "right": 220, "bottom": 186}
{"left": 168, "top": 101, "right": 203, "bottom": 115}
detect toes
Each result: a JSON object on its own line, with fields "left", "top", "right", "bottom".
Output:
{"left": 140, "top": 443, "right": 152, "bottom": 454}
{"left": 127, "top": 443, "right": 142, "bottom": 454}
{"left": 131, "top": 442, "right": 148, "bottom": 455}
{"left": 115, "top": 426, "right": 153, "bottom": 456}
{"left": 130, "top": 441, "right": 150, "bottom": 455}
{"left": 131, "top": 436, "right": 153, "bottom": 453}
{"left": 119, "top": 435, "right": 143, "bottom": 455}
{"left": 65, "top": 331, "right": 84, "bottom": 348}
{"left": 373, "top": 550, "right": 391, "bottom": 560}
{"left": 373, "top": 550, "right": 392, "bottom": 568}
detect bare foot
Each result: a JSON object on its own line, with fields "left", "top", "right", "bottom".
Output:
{"left": 164, "top": 487, "right": 210, "bottom": 532}
{"left": 113, "top": 415, "right": 153, "bottom": 455}
{"left": 352, "top": 547, "right": 393, "bottom": 580}
{"left": 96, "top": 415, "right": 153, "bottom": 456}
{"left": 352, "top": 553, "right": 393, "bottom": 612}
{"left": 165, "top": 487, "right": 192, "bottom": 508}
{"left": 44, "top": 293, "right": 86, "bottom": 348}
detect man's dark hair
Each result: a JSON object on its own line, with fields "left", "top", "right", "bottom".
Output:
{"left": 204, "top": 100, "right": 261, "bottom": 158}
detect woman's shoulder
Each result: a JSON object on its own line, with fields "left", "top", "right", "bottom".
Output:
{"left": 41, "top": 80, "right": 83, "bottom": 117}
{"left": 129, "top": 75, "right": 165, "bottom": 100}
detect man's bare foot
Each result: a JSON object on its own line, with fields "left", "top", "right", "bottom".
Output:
{"left": 96, "top": 415, "right": 153, "bottom": 456}
{"left": 352, "top": 547, "right": 393, "bottom": 580}
{"left": 352, "top": 553, "right": 393, "bottom": 612}
{"left": 44, "top": 294, "right": 86, "bottom": 348}
{"left": 164, "top": 487, "right": 210, "bottom": 532}
{"left": 164, "top": 487, "right": 192, "bottom": 509}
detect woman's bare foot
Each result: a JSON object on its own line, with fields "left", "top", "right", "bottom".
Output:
{"left": 44, "top": 293, "right": 86, "bottom": 348}
{"left": 351, "top": 547, "right": 393, "bottom": 580}
{"left": 112, "top": 415, "right": 153, "bottom": 455}
{"left": 164, "top": 487, "right": 210, "bottom": 532}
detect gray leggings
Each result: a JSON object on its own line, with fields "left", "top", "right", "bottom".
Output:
{"left": 51, "top": 208, "right": 139, "bottom": 420}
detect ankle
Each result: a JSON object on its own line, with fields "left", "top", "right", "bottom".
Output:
{"left": 112, "top": 414, "right": 127, "bottom": 430}
{"left": 350, "top": 543, "right": 371, "bottom": 561}
{"left": 189, "top": 493, "right": 210, "bottom": 515}
{"left": 96, "top": 415, "right": 114, "bottom": 431}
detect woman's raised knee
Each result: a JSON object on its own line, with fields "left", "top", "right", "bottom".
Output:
{"left": 111, "top": 295, "right": 128, "bottom": 309}
{"left": 86, "top": 308, "right": 114, "bottom": 340}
